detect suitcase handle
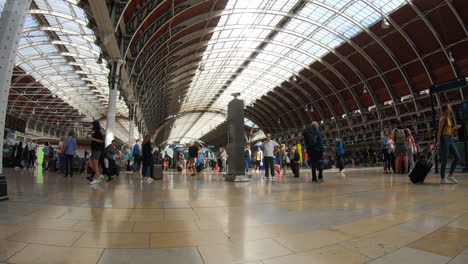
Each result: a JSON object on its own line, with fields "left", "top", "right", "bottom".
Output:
{"left": 429, "top": 147, "right": 439, "bottom": 163}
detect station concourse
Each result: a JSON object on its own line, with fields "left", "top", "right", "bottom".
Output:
{"left": 0, "top": 0, "right": 468, "bottom": 263}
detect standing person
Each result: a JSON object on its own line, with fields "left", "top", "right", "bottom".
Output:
{"left": 196, "top": 147, "right": 205, "bottom": 173}
{"left": 87, "top": 121, "right": 104, "bottom": 184}
{"left": 28, "top": 140, "right": 37, "bottom": 168}
{"left": 104, "top": 140, "right": 118, "bottom": 182}
{"left": 15, "top": 142, "right": 23, "bottom": 167}
{"left": 335, "top": 137, "right": 345, "bottom": 175}
{"left": 244, "top": 145, "right": 251, "bottom": 173}
{"left": 382, "top": 129, "right": 391, "bottom": 174}
{"left": 303, "top": 121, "right": 325, "bottom": 182}
{"left": 393, "top": 126, "right": 409, "bottom": 174}
{"left": 255, "top": 147, "right": 263, "bottom": 173}
{"left": 280, "top": 143, "right": 287, "bottom": 175}
{"left": 290, "top": 138, "right": 303, "bottom": 178}
{"left": 43, "top": 142, "right": 50, "bottom": 170}
{"left": 124, "top": 149, "right": 132, "bottom": 171}
{"left": 220, "top": 147, "right": 227, "bottom": 172}
{"left": 63, "top": 131, "right": 77, "bottom": 178}
{"left": 132, "top": 139, "right": 142, "bottom": 175}
{"left": 208, "top": 150, "right": 216, "bottom": 170}
{"left": 261, "top": 134, "right": 279, "bottom": 179}
{"left": 437, "top": 104, "right": 461, "bottom": 184}
{"left": 141, "top": 135, "right": 154, "bottom": 183}
{"left": 388, "top": 132, "right": 396, "bottom": 173}
{"left": 188, "top": 142, "right": 198, "bottom": 176}
{"left": 406, "top": 129, "right": 417, "bottom": 171}
{"left": 58, "top": 138, "right": 65, "bottom": 173}
{"left": 21, "top": 143, "right": 29, "bottom": 169}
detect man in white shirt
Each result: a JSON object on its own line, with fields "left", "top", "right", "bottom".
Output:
{"left": 261, "top": 134, "right": 279, "bottom": 179}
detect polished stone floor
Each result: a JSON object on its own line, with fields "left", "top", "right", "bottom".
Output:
{"left": 1, "top": 166, "right": 467, "bottom": 264}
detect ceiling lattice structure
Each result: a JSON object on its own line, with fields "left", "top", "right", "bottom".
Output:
{"left": 3, "top": 0, "right": 132, "bottom": 141}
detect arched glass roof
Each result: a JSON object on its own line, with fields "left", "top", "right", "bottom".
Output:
{"left": 166, "top": 0, "right": 406, "bottom": 142}
{"left": 2, "top": 0, "right": 128, "bottom": 122}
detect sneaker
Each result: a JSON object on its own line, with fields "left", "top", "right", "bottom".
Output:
{"left": 440, "top": 178, "right": 453, "bottom": 184}
{"left": 106, "top": 176, "right": 114, "bottom": 182}
{"left": 341, "top": 169, "right": 346, "bottom": 173}
{"left": 86, "top": 176, "right": 94, "bottom": 181}
{"left": 447, "top": 176, "right": 458, "bottom": 183}
{"left": 145, "top": 177, "right": 154, "bottom": 183}
{"left": 319, "top": 178, "right": 324, "bottom": 182}
{"left": 99, "top": 175, "right": 105, "bottom": 181}
{"left": 340, "top": 172, "right": 346, "bottom": 176}
{"left": 90, "top": 180, "right": 100, "bottom": 185}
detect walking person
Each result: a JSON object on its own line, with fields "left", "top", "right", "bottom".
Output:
{"left": 43, "top": 142, "right": 50, "bottom": 170}
{"left": 142, "top": 135, "right": 154, "bottom": 183}
{"left": 87, "top": 121, "right": 104, "bottom": 184}
{"left": 280, "top": 143, "right": 287, "bottom": 175}
{"left": 382, "top": 129, "right": 391, "bottom": 174}
{"left": 261, "top": 134, "right": 279, "bottom": 179}
{"left": 132, "top": 139, "right": 142, "bottom": 175}
{"left": 244, "top": 145, "right": 251, "bottom": 173}
{"left": 290, "top": 138, "right": 302, "bottom": 178}
{"left": 188, "top": 142, "right": 198, "bottom": 175}
{"left": 104, "top": 140, "right": 118, "bottom": 182}
{"left": 220, "top": 147, "right": 227, "bottom": 172}
{"left": 406, "top": 129, "right": 417, "bottom": 171}
{"left": 58, "top": 138, "right": 65, "bottom": 173}
{"left": 254, "top": 147, "right": 263, "bottom": 172}
{"left": 28, "top": 140, "right": 37, "bottom": 168}
{"left": 335, "top": 137, "right": 345, "bottom": 175}
{"left": 303, "top": 121, "right": 325, "bottom": 182}
{"left": 63, "top": 131, "right": 77, "bottom": 178}
{"left": 437, "top": 104, "right": 461, "bottom": 184}
{"left": 393, "top": 126, "right": 409, "bottom": 173}
{"left": 124, "top": 148, "right": 132, "bottom": 171}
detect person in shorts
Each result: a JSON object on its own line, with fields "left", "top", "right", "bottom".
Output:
{"left": 188, "top": 142, "right": 198, "bottom": 176}
{"left": 87, "top": 121, "right": 104, "bottom": 184}
{"left": 393, "top": 127, "right": 409, "bottom": 173}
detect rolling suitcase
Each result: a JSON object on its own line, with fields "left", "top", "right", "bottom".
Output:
{"left": 409, "top": 147, "right": 438, "bottom": 184}
{"left": 49, "top": 158, "right": 57, "bottom": 171}
{"left": 151, "top": 164, "right": 163, "bottom": 180}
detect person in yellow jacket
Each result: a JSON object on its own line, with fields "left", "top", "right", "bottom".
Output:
{"left": 290, "top": 138, "right": 302, "bottom": 177}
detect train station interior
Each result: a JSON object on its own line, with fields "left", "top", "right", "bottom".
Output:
{"left": 1, "top": 0, "right": 468, "bottom": 263}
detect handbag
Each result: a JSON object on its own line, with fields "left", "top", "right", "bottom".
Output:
{"left": 260, "top": 161, "right": 263, "bottom": 166}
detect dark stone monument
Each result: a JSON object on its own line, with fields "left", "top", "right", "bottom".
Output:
{"left": 225, "top": 96, "right": 250, "bottom": 182}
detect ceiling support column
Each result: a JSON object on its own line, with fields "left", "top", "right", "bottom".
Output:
{"left": 129, "top": 104, "right": 135, "bottom": 147}
{"left": 105, "top": 59, "right": 125, "bottom": 147}
{"left": 0, "top": 0, "right": 32, "bottom": 201}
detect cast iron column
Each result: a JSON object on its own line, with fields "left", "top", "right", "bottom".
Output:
{"left": 0, "top": 0, "right": 32, "bottom": 201}
{"left": 129, "top": 104, "right": 135, "bottom": 147}
{"left": 105, "top": 59, "right": 125, "bottom": 147}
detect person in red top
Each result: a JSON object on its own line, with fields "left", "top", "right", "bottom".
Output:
{"left": 304, "top": 151, "right": 309, "bottom": 168}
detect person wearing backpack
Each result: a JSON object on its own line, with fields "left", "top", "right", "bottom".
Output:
{"left": 303, "top": 121, "right": 324, "bottom": 182}
{"left": 393, "top": 127, "right": 408, "bottom": 174}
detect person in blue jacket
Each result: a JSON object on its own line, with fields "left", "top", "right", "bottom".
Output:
{"left": 303, "top": 121, "right": 325, "bottom": 182}
{"left": 335, "top": 137, "right": 345, "bottom": 174}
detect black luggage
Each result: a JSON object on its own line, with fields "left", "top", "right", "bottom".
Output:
{"left": 49, "top": 158, "right": 57, "bottom": 171}
{"left": 177, "top": 165, "right": 183, "bottom": 172}
{"left": 409, "top": 147, "right": 438, "bottom": 184}
{"left": 151, "top": 164, "right": 163, "bottom": 180}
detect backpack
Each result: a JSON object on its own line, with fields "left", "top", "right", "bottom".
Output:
{"left": 303, "top": 126, "right": 318, "bottom": 149}
{"left": 244, "top": 149, "right": 250, "bottom": 158}
{"left": 395, "top": 129, "right": 406, "bottom": 145}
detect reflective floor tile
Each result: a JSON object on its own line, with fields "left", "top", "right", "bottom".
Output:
{"left": 275, "top": 229, "right": 354, "bottom": 253}
{"left": 74, "top": 232, "right": 150, "bottom": 248}
{"left": 163, "top": 209, "right": 198, "bottom": 221}
{"left": 98, "top": 247, "right": 204, "bottom": 264}
{"left": 262, "top": 244, "right": 371, "bottom": 264}
{"left": 7, "top": 244, "right": 103, "bottom": 264}
{"left": 0, "top": 224, "right": 23, "bottom": 239}
{"left": 129, "top": 209, "right": 163, "bottom": 221}
{"left": 409, "top": 227, "right": 468, "bottom": 258}
{"left": 405, "top": 201, "right": 448, "bottom": 213}
{"left": 0, "top": 239, "right": 27, "bottom": 261}
{"left": 133, "top": 220, "right": 199, "bottom": 233}
{"left": 8, "top": 228, "right": 83, "bottom": 246}
{"left": 162, "top": 201, "right": 191, "bottom": 209}
{"left": 448, "top": 248, "right": 468, "bottom": 264}
{"left": 225, "top": 224, "right": 297, "bottom": 241}
{"left": 60, "top": 208, "right": 133, "bottom": 221}
{"left": 366, "top": 247, "right": 450, "bottom": 264}
{"left": 71, "top": 220, "right": 134, "bottom": 232}
{"left": 197, "top": 238, "right": 293, "bottom": 264}
{"left": 339, "top": 227, "right": 425, "bottom": 259}
{"left": 396, "top": 215, "right": 455, "bottom": 234}
{"left": 29, "top": 206, "right": 71, "bottom": 218}
{"left": 150, "top": 230, "right": 229, "bottom": 248}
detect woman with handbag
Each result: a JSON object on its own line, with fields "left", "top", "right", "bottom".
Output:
{"left": 437, "top": 104, "right": 461, "bottom": 184}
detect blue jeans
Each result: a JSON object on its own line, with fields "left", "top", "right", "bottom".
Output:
{"left": 142, "top": 164, "right": 151, "bottom": 177}
{"left": 58, "top": 153, "right": 65, "bottom": 171}
{"left": 133, "top": 159, "right": 141, "bottom": 173}
{"left": 245, "top": 157, "right": 251, "bottom": 172}
{"left": 440, "top": 135, "right": 460, "bottom": 179}
{"left": 64, "top": 154, "right": 73, "bottom": 176}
